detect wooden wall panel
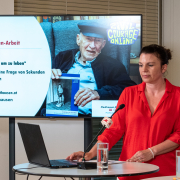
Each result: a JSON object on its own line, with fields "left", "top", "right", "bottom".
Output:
{"left": 14, "top": 0, "right": 159, "bottom": 48}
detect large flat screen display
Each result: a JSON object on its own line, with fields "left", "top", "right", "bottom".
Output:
{"left": 0, "top": 15, "right": 142, "bottom": 118}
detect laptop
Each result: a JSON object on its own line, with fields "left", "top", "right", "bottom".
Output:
{"left": 18, "top": 122, "right": 77, "bottom": 168}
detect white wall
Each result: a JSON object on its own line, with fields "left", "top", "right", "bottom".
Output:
{"left": 15, "top": 119, "right": 84, "bottom": 180}
{"left": 162, "top": 0, "right": 180, "bottom": 86}
{"left": 0, "top": 0, "right": 14, "bottom": 15}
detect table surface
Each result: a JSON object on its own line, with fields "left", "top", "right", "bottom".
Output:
{"left": 141, "top": 176, "right": 176, "bottom": 180}
{"left": 13, "top": 162, "right": 159, "bottom": 178}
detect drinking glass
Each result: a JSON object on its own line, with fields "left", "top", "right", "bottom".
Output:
{"left": 176, "top": 150, "right": 180, "bottom": 178}
{"left": 97, "top": 143, "right": 109, "bottom": 171}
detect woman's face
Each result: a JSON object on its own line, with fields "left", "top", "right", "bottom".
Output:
{"left": 139, "top": 53, "right": 167, "bottom": 83}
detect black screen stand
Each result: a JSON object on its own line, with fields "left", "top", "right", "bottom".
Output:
{"left": 84, "top": 118, "right": 93, "bottom": 152}
{"left": 9, "top": 117, "right": 15, "bottom": 180}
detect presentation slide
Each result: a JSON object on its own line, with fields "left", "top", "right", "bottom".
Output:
{"left": 0, "top": 17, "right": 51, "bottom": 116}
{"left": 0, "top": 15, "right": 141, "bottom": 118}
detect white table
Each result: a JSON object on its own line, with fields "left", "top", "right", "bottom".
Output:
{"left": 13, "top": 162, "right": 159, "bottom": 180}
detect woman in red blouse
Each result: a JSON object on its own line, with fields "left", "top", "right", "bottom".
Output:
{"left": 67, "top": 44, "right": 180, "bottom": 179}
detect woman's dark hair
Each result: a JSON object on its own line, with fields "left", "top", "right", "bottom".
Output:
{"left": 140, "top": 44, "right": 172, "bottom": 65}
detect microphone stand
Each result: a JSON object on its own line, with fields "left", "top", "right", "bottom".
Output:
{"left": 82, "top": 125, "right": 105, "bottom": 161}
{"left": 77, "top": 125, "right": 105, "bottom": 170}
{"left": 77, "top": 104, "right": 125, "bottom": 169}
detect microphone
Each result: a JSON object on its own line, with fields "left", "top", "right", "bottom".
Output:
{"left": 77, "top": 104, "right": 125, "bottom": 169}
{"left": 101, "top": 104, "right": 125, "bottom": 128}
{"left": 110, "top": 104, "right": 125, "bottom": 118}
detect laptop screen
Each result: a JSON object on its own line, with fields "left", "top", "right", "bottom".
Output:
{"left": 18, "top": 123, "right": 51, "bottom": 167}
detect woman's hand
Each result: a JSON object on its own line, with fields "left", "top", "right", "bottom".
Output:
{"left": 66, "top": 141, "right": 101, "bottom": 162}
{"left": 66, "top": 151, "right": 93, "bottom": 162}
{"left": 126, "top": 149, "right": 154, "bottom": 163}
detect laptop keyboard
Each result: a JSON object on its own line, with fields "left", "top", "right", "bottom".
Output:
{"left": 50, "top": 159, "right": 77, "bottom": 168}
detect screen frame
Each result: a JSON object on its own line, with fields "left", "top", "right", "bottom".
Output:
{"left": 0, "top": 14, "right": 142, "bottom": 119}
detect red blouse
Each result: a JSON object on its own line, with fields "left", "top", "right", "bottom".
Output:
{"left": 98, "top": 79, "right": 180, "bottom": 179}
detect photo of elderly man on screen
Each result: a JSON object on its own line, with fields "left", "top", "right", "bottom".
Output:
{"left": 49, "top": 19, "right": 136, "bottom": 116}
{"left": 38, "top": 17, "right": 140, "bottom": 116}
